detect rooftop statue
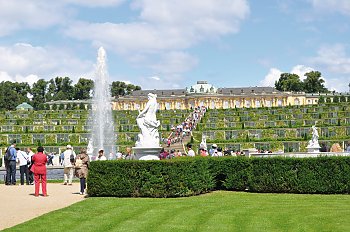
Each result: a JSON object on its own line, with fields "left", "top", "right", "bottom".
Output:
{"left": 135, "top": 93, "right": 160, "bottom": 147}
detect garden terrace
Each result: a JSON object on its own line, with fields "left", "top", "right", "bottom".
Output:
{"left": 0, "top": 109, "right": 189, "bottom": 153}
{"left": 192, "top": 103, "right": 350, "bottom": 152}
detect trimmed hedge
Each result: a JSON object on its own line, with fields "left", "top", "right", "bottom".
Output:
{"left": 88, "top": 156, "right": 350, "bottom": 197}
{"left": 248, "top": 156, "right": 350, "bottom": 194}
{"left": 88, "top": 158, "right": 215, "bottom": 197}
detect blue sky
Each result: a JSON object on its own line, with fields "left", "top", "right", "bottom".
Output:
{"left": 0, "top": 0, "right": 349, "bottom": 92}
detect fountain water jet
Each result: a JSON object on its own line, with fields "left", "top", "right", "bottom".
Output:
{"left": 89, "top": 47, "right": 116, "bottom": 157}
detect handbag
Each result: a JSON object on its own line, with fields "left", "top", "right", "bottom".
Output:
{"left": 20, "top": 151, "right": 30, "bottom": 166}
{"left": 75, "top": 157, "right": 83, "bottom": 169}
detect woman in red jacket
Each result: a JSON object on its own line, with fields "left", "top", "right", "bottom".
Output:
{"left": 31, "top": 146, "right": 48, "bottom": 197}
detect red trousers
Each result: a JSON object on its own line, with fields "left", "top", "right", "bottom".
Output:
{"left": 34, "top": 173, "right": 47, "bottom": 196}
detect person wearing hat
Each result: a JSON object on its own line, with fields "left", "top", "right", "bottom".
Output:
{"left": 199, "top": 147, "right": 208, "bottom": 157}
{"left": 63, "top": 145, "right": 76, "bottom": 185}
{"left": 209, "top": 144, "right": 218, "bottom": 156}
{"left": 96, "top": 148, "right": 107, "bottom": 161}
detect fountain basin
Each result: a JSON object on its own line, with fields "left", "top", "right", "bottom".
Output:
{"left": 133, "top": 147, "right": 162, "bottom": 160}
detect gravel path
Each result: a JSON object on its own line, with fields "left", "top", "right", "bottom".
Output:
{"left": 0, "top": 183, "right": 86, "bottom": 230}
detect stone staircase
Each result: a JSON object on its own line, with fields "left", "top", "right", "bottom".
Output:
{"left": 161, "top": 135, "right": 191, "bottom": 154}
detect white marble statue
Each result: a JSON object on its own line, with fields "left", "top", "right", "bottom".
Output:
{"left": 135, "top": 93, "right": 160, "bottom": 147}
{"left": 87, "top": 139, "right": 93, "bottom": 154}
{"left": 308, "top": 125, "right": 320, "bottom": 148}
{"left": 200, "top": 134, "right": 207, "bottom": 149}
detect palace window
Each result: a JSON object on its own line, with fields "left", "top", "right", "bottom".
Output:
{"left": 235, "top": 100, "right": 241, "bottom": 108}
{"left": 123, "top": 103, "right": 129, "bottom": 110}
{"left": 294, "top": 98, "right": 300, "bottom": 105}
{"left": 277, "top": 99, "right": 282, "bottom": 106}
{"left": 245, "top": 100, "right": 251, "bottom": 108}
{"left": 223, "top": 101, "right": 229, "bottom": 109}
{"left": 176, "top": 102, "right": 182, "bottom": 109}
{"left": 255, "top": 100, "right": 261, "bottom": 108}
{"left": 266, "top": 100, "right": 271, "bottom": 107}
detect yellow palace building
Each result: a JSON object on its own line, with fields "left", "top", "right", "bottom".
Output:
{"left": 112, "top": 81, "right": 308, "bottom": 111}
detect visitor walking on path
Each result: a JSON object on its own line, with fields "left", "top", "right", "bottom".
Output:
{"left": 75, "top": 148, "right": 89, "bottom": 195}
{"left": 63, "top": 145, "right": 76, "bottom": 185}
{"left": 31, "top": 146, "right": 48, "bottom": 197}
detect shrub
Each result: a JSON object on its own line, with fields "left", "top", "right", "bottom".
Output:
{"left": 88, "top": 156, "right": 350, "bottom": 197}
{"left": 88, "top": 158, "right": 215, "bottom": 197}
{"left": 248, "top": 156, "right": 350, "bottom": 194}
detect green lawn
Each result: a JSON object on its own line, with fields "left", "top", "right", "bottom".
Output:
{"left": 6, "top": 191, "right": 350, "bottom": 232}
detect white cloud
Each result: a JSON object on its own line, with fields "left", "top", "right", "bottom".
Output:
{"left": 0, "top": 1, "right": 67, "bottom": 36}
{"left": 0, "top": 43, "right": 93, "bottom": 84}
{"left": 64, "top": 0, "right": 250, "bottom": 86}
{"left": 149, "top": 76, "right": 160, "bottom": 81}
{"left": 0, "top": 0, "right": 250, "bottom": 89}
{"left": 290, "top": 65, "right": 315, "bottom": 81}
{"left": 260, "top": 68, "right": 282, "bottom": 86}
{"left": 260, "top": 65, "right": 315, "bottom": 87}
{"left": 0, "top": 71, "right": 13, "bottom": 82}
{"left": 63, "top": 0, "right": 125, "bottom": 7}
{"left": 66, "top": 0, "right": 249, "bottom": 53}
{"left": 310, "top": 0, "right": 350, "bottom": 15}
{"left": 149, "top": 51, "right": 198, "bottom": 74}
{"left": 309, "top": 44, "right": 350, "bottom": 74}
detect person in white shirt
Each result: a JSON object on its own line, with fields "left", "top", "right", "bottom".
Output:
{"left": 187, "top": 144, "right": 196, "bottom": 157}
{"left": 17, "top": 147, "right": 30, "bottom": 185}
{"left": 96, "top": 149, "right": 107, "bottom": 161}
{"left": 63, "top": 145, "right": 76, "bottom": 185}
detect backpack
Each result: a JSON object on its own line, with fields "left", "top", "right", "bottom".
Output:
{"left": 70, "top": 153, "right": 75, "bottom": 163}
{"left": 4, "top": 147, "right": 12, "bottom": 161}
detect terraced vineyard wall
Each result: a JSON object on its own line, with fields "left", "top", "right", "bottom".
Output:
{"left": 0, "top": 109, "right": 189, "bottom": 153}
{"left": 1, "top": 103, "right": 350, "bottom": 154}
{"left": 192, "top": 103, "right": 350, "bottom": 152}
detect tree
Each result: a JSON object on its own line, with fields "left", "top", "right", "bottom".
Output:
{"left": 303, "top": 71, "right": 328, "bottom": 93}
{"left": 31, "top": 79, "right": 48, "bottom": 109}
{"left": 45, "top": 76, "right": 75, "bottom": 101}
{"left": 326, "top": 97, "right": 331, "bottom": 103}
{"left": 333, "top": 96, "right": 340, "bottom": 103}
{"left": 0, "top": 81, "right": 30, "bottom": 110}
{"left": 111, "top": 81, "right": 141, "bottom": 97}
{"left": 275, "top": 73, "right": 303, "bottom": 92}
{"left": 318, "top": 96, "right": 325, "bottom": 104}
{"left": 74, "top": 78, "right": 94, "bottom": 100}
{"left": 340, "top": 95, "right": 346, "bottom": 102}
{"left": 79, "top": 103, "right": 86, "bottom": 110}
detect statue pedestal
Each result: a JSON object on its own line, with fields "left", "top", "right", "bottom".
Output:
{"left": 133, "top": 147, "right": 162, "bottom": 160}
{"left": 306, "top": 146, "right": 321, "bottom": 153}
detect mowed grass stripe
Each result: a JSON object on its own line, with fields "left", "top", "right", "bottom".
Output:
{"left": 6, "top": 191, "right": 350, "bottom": 232}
